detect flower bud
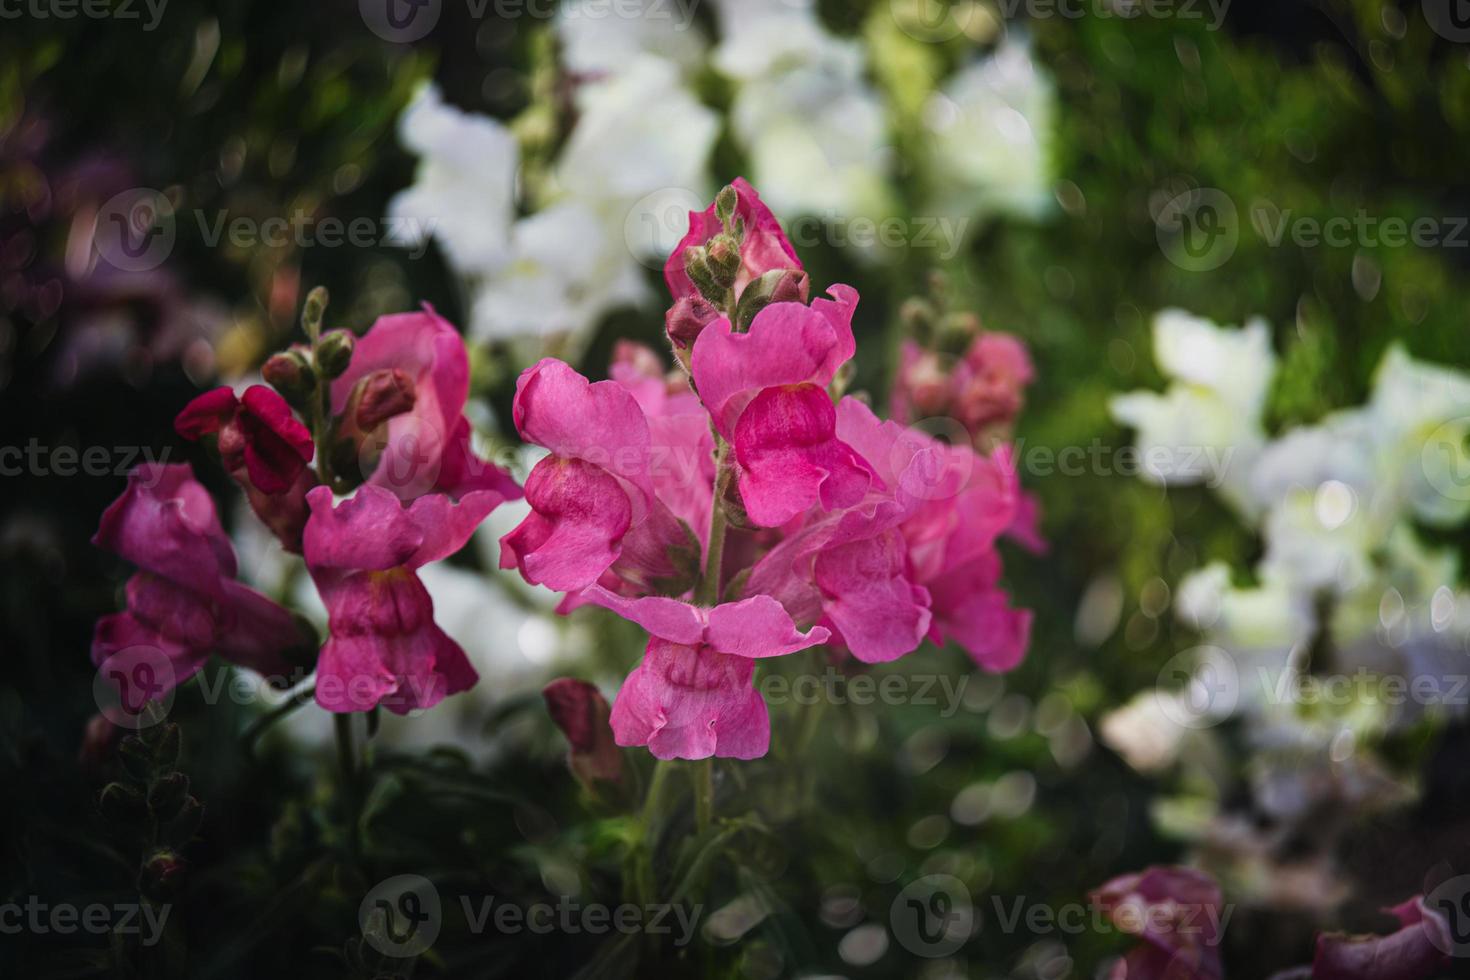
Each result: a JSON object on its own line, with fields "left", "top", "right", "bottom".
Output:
{"left": 735, "top": 268, "right": 810, "bottom": 331}
{"left": 138, "top": 850, "right": 186, "bottom": 898}
{"left": 315, "top": 329, "right": 356, "bottom": 380}
{"left": 715, "top": 184, "right": 738, "bottom": 228}
{"left": 683, "top": 246, "right": 726, "bottom": 305}
{"left": 350, "top": 369, "right": 417, "bottom": 431}
{"left": 543, "top": 679, "right": 622, "bottom": 788}
{"left": 262, "top": 349, "right": 316, "bottom": 407}
{"left": 665, "top": 296, "right": 719, "bottom": 349}
{"left": 706, "top": 235, "right": 741, "bottom": 289}
{"left": 147, "top": 772, "right": 190, "bottom": 821}
{"left": 98, "top": 781, "right": 146, "bottom": 825}
{"left": 301, "top": 285, "right": 328, "bottom": 339}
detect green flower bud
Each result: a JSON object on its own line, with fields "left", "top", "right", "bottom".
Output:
{"left": 683, "top": 246, "right": 730, "bottom": 307}
{"left": 735, "top": 268, "right": 810, "bottom": 331}
{"left": 706, "top": 235, "right": 741, "bottom": 289}
{"left": 315, "top": 329, "right": 356, "bottom": 379}
{"left": 715, "top": 184, "right": 738, "bottom": 228}
{"left": 262, "top": 349, "right": 316, "bottom": 408}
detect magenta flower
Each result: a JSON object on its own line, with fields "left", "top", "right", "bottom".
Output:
{"left": 175, "top": 384, "right": 314, "bottom": 494}
{"left": 744, "top": 398, "right": 1032, "bottom": 668}
{"left": 664, "top": 177, "right": 801, "bottom": 309}
{"left": 92, "top": 464, "right": 305, "bottom": 698}
{"left": 690, "top": 286, "right": 870, "bottom": 526}
{"left": 303, "top": 485, "right": 505, "bottom": 714}
{"left": 330, "top": 305, "right": 521, "bottom": 503}
{"left": 891, "top": 331, "right": 1036, "bottom": 441}
{"left": 501, "top": 358, "right": 702, "bottom": 595}
{"left": 175, "top": 384, "right": 320, "bottom": 553}
{"left": 1311, "top": 896, "right": 1453, "bottom": 980}
{"left": 543, "top": 678, "right": 623, "bottom": 787}
{"left": 578, "top": 586, "right": 829, "bottom": 760}
{"left": 1091, "top": 866, "right": 1225, "bottom": 980}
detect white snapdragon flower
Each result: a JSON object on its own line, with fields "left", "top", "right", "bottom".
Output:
{"left": 1109, "top": 309, "right": 1276, "bottom": 516}
{"left": 926, "top": 39, "right": 1056, "bottom": 222}
{"left": 387, "top": 83, "right": 519, "bottom": 278}
{"left": 471, "top": 201, "right": 647, "bottom": 342}
{"left": 555, "top": 0, "right": 707, "bottom": 76}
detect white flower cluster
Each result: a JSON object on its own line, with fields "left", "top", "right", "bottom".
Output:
{"left": 1104, "top": 310, "right": 1470, "bottom": 774}
{"left": 389, "top": 0, "right": 719, "bottom": 344}
{"left": 387, "top": 2, "right": 1056, "bottom": 343}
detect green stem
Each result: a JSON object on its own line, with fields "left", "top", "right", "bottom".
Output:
{"left": 334, "top": 713, "right": 361, "bottom": 859}
{"left": 240, "top": 685, "right": 316, "bottom": 752}
{"left": 695, "top": 439, "right": 732, "bottom": 607}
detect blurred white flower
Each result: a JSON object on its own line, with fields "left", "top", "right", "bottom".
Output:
{"left": 553, "top": 55, "right": 717, "bottom": 206}
{"left": 1099, "top": 690, "right": 1190, "bottom": 773}
{"left": 387, "top": 83, "right": 518, "bottom": 277}
{"left": 926, "top": 39, "right": 1056, "bottom": 223}
{"left": 1109, "top": 309, "right": 1276, "bottom": 515}
{"left": 470, "top": 200, "right": 647, "bottom": 341}
{"left": 556, "top": 0, "right": 707, "bottom": 76}
{"left": 710, "top": 0, "right": 841, "bottom": 80}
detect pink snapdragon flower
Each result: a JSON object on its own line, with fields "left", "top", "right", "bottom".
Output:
{"left": 92, "top": 463, "right": 305, "bottom": 697}
{"left": 500, "top": 358, "right": 702, "bottom": 594}
{"left": 331, "top": 305, "right": 521, "bottom": 502}
{"left": 175, "top": 384, "right": 319, "bottom": 552}
{"left": 303, "top": 485, "right": 505, "bottom": 714}
{"left": 690, "top": 286, "right": 871, "bottom": 527}
{"left": 746, "top": 398, "right": 1032, "bottom": 668}
{"left": 1091, "top": 866, "right": 1225, "bottom": 980}
{"left": 1311, "top": 895, "right": 1453, "bottom": 980}
{"left": 891, "top": 332, "right": 1035, "bottom": 439}
{"left": 577, "top": 586, "right": 829, "bottom": 759}
{"left": 664, "top": 177, "right": 801, "bottom": 309}
{"left": 175, "top": 385, "right": 313, "bottom": 494}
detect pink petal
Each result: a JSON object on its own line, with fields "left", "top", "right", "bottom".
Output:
{"left": 303, "top": 485, "right": 425, "bottom": 573}
{"left": 512, "top": 358, "right": 655, "bottom": 505}
{"left": 94, "top": 464, "right": 235, "bottom": 583}
{"left": 173, "top": 386, "right": 238, "bottom": 440}
{"left": 927, "top": 559, "right": 1031, "bottom": 672}
{"left": 313, "top": 567, "right": 477, "bottom": 714}
{"left": 330, "top": 304, "right": 484, "bottom": 501}
{"left": 609, "top": 639, "right": 769, "bottom": 760}
{"left": 690, "top": 291, "right": 859, "bottom": 440}
{"left": 705, "top": 595, "right": 830, "bottom": 658}
{"left": 239, "top": 385, "right": 313, "bottom": 494}
{"left": 574, "top": 584, "right": 706, "bottom": 646}
{"left": 499, "top": 456, "right": 634, "bottom": 592}
{"left": 813, "top": 533, "right": 930, "bottom": 663}
{"left": 732, "top": 384, "right": 871, "bottom": 527}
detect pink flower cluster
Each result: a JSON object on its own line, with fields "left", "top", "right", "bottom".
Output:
{"left": 93, "top": 304, "right": 521, "bottom": 716}
{"left": 503, "top": 181, "right": 1036, "bottom": 760}
{"left": 92, "top": 180, "right": 1035, "bottom": 761}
